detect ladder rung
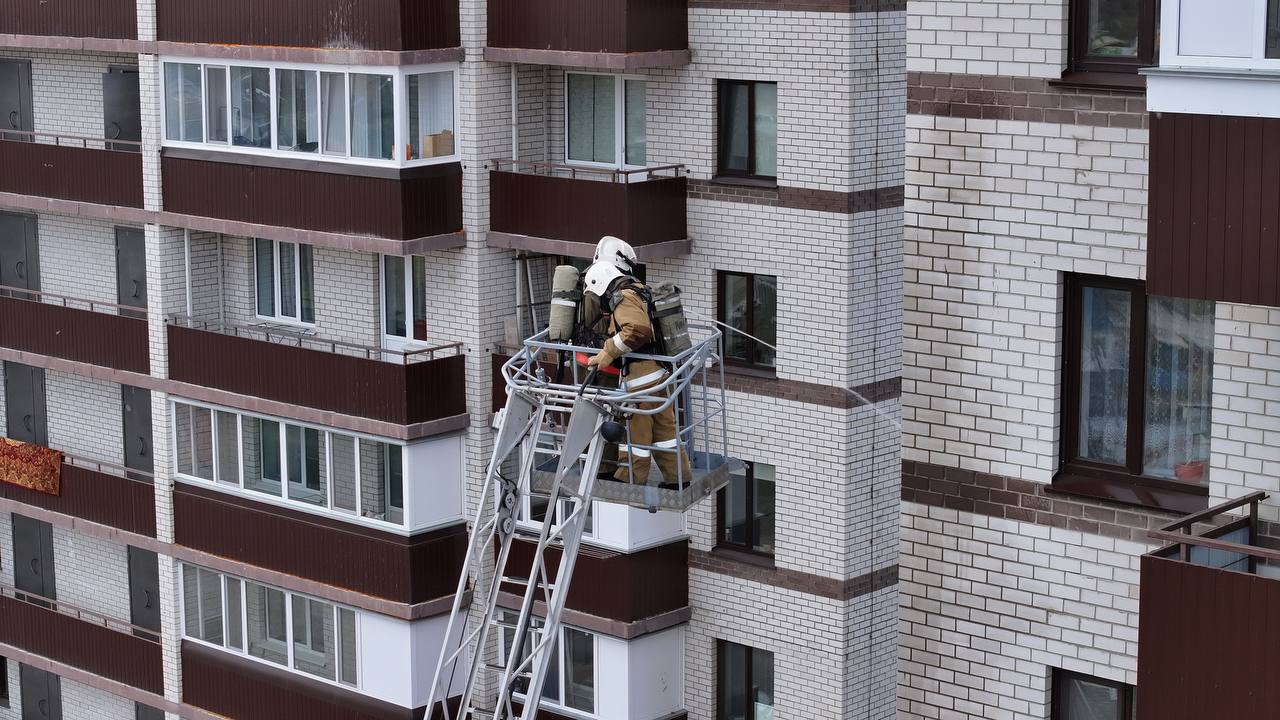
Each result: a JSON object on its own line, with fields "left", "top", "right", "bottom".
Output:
{"left": 500, "top": 576, "right": 557, "bottom": 591}
{"left": 483, "top": 662, "right": 531, "bottom": 677}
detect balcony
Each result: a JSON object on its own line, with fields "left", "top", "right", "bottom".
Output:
{"left": 486, "top": 0, "right": 689, "bottom": 70}
{"left": 160, "top": 151, "right": 464, "bottom": 249}
{"left": 0, "top": 133, "right": 143, "bottom": 209}
{"left": 156, "top": 0, "right": 459, "bottom": 52}
{"left": 0, "top": 586, "right": 162, "bottom": 693}
{"left": 1137, "top": 491, "right": 1280, "bottom": 719}
{"left": 1, "top": 0, "right": 137, "bottom": 41}
{"left": 0, "top": 451, "right": 155, "bottom": 537}
{"left": 488, "top": 161, "right": 689, "bottom": 260}
{"left": 166, "top": 316, "right": 466, "bottom": 427}
{"left": 0, "top": 288, "right": 149, "bottom": 374}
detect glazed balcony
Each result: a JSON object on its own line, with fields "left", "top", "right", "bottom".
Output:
{"left": 1, "top": 0, "right": 137, "bottom": 41}
{"left": 166, "top": 316, "right": 467, "bottom": 428}
{"left": 0, "top": 287, "right": 149, "bottom": 373}
{"left": 1138, "top": 491, "right": 1280, "bottom": 719}
{"left": 488, "top": 160, "right": 689, "bottom": 260}
{"left": 0, "top": 133, "right": 142, "bottom": 209}
{"left": 0, "top": 451, "right": 156, "bottom": 537}
{"left": 0, "top": 586, "right": 162, "bottom": 693}
{"left": 156, "top": 0, "right": 459, "bottom": 53}
{"left": 486, "top": 0, "right": 689, "bottom": 70}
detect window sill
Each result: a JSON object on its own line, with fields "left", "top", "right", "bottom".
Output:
{"left": 711, "top": 544, "right": 776, "bottom": 569}
{"left": 1049, "top": 71, "right": 1147, "bottom": 93}
{"left": 1050, "top": 466, "right": 1208, "bottom": 515}
{"left": 708, "top": 175, "right": 779, "bottom": 190}
{"left": 721, "top": 364, "right": 778, "bottom": 380}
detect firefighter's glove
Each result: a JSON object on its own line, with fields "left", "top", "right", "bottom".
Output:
{"left": 588, "top": 349, "right": 616, "bottom": 369}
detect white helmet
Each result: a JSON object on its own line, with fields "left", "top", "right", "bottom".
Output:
{"left": 583, "top": 260, "right": 625, "bottom": 299}
{"left": 594, "top": 236, "right": 637, "bottom": 274}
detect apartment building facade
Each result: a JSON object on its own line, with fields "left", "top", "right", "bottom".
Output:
{"left": 904, "top": 0, "right": 1280, "bottom": 718}
{"left": 0, "top": 1, "right": 904, "bottom": 719}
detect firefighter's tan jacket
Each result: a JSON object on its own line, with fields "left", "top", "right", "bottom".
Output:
{"left": 590, "top": 284, "right": 662, "bottom": 383}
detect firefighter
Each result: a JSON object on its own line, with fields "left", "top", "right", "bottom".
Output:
{"left": 582, "top": 260, "right": 693, "bottom": 488}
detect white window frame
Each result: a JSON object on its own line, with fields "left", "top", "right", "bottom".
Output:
{"left": 563, "top": 71, "right": 648, "bottom": 171}
{"left": 159, "top": 57, "right": 461, "bottom": 169}
{"left": 170, "top": 399, "right": 412, "bottom": 534}
{"left": 379, "top": 254, "right": 430, "bottom": 350}
{"left": 254, "top": 239, "right": 315, "bottom": 327}
{"left": 1160, "top": 0, "right": 1280, "bottom": 69}
{"left": 499, "top": 611, "right": 599, "bottom": 718}
{"left": 180, "top": 565, "right": 361, "bottom": 691}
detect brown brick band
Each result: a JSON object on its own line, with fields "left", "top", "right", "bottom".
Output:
{"left": 689, "top": 180, "right": 904, "bottom": 215}
{"left": 691, "top": 549, "right": 899, "bottom": 601}
{"left": 691, "top": 0, "right": 905, "bottom": 11}
{"left": 908, "top": 72, "right": 1149, "bottom": 128}
{"left": 720, "top": 374, "right": 900, "bottom": 409}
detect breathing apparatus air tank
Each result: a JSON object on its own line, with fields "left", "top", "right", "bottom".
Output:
{"left": 650, "top": 282, "right": 692, "bottom": 356}
{"left": 548, "top": 265, "right": 581, "bottom": 341}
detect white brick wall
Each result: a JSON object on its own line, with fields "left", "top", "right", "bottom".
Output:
{"left": 907, "top": 0, "right": 1068, "bottom": 78}
{"left": 0, "top": 49, "right": 136, "bottom": 140}
{"left": 45, "top": 370, "right": 124, "bottom": 465}
{"left": 60, "top": 676, "right": 136, "bottom": 720}
{"left": 35, "top": 213, "right": 131, "bottom": 307}
{"left": 50, "top": 527, "right": 133, "bottom": 623}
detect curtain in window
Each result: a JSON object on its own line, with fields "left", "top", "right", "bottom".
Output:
{"left": 320, "top": 72, "right": 347, "bottom": 156}
{"left": 625, "top": 79, "right": 647, "bottom": 167}
{"left": 567, "top": 74, "right": 616, "bottom": 164}
{"left": 164, "top": 63, "right": 203, "bottom": 142}
{"left": 350, "top": 73, "right": 393, "bottom": 160}
{"left": 1143, "top": 297, "right": 1214, "bottom": 481}
{"left": 719, "top": 83, "right": 751, "bottom": 174}
{"left": 753, "top": 83, "right": 777, "bottom": 178}
{"left": 1078, "top": 286, "right": 1131, "bottom": 465}
{"left": 230, "top": 66, "right": 270, "bottom": 148}
{"left": 277, "top": 69, "right": 319, "bottom": 153}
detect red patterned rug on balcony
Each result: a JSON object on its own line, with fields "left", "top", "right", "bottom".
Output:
{"left": 0, "top": 438, "right": 62, "bottom": 496}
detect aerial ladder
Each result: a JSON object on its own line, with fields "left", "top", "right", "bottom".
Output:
{"left": 427, "top": 324, "right": 740, "bottom": 720}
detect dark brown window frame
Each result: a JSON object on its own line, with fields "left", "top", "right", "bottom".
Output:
{"left": 716, "top": 270, "right": 777, "bottom": 374}
{"left": 716, "top": 460, "right": 775, "bottom": 559}
{"left": 1053, "top": 669, "right": 1136, "bottom": 720}
{"left": 716, "top": 79, "right": 777, "bottom": 182}
{"left": 1056, "top": 273, "right": 1209, "bottom": 514}
{"left": 1068, "top": 0, "right": 1159, "bottom": 74}
{"left": 0, "top": 656, "right": 7, "bottom": 708}
{"left": 716, "top": 639, "right": 774, "bottom": 720}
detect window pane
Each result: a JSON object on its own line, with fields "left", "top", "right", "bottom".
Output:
{"left": 300, "top": 244, "right": 315, "bottom": 324}
{"left": 384, "top": 256, "right": 407, "bottom": 338}
{"left": 164, "top": 63, "right": 203, "bottom": 142}
{"left": 752, "top": 648, "right": 774, "bottom": 715}
{"left": 1087, "top": 0, "right": 1140, "bottom": 58}
{"left": 320, "top": 72, "right": 348, "bottom": 156}
{"left": 752, "top": 274, "right": 777, "bottom": 367}
{"left": 719, "top": 83, "right": 750, "bottom": 174}
{"left": 182, "top": 565, "right": 200, "bottom": 638}
{"left": 722, "top": 467, "right": 748, "bottom": 546}
{"left": 175, "top": 404, "right": 194, "bottom": 476}
{"left": 1270, "top": 0, "right": 1280, "bottom": 58}
{"left": 753, "top": 463, "right": 776, "bottom": 554}
{"left": 292, "top": 596, "right": 337, "bottom": 681}
{"left": 359, "top": 439, "right": 400, "bottom": 523}
{"left": 255, "top": 239, "right": 275, "bottom": 317}
{"left": 331, "top": 433, "right": 358, "bottom": 514}
{"left": 388, "top": 444, "right": 404, "bottom": 524}
{"left": 1061, "top": 675, "right": 1122, "bottom": 720}
{"left": 226, "top": 578, "right": 243, "bottom": 651}
{"left": 198, "top": 568, "right": 224, "bottom": 645}
{"left": 753, "top": 83, "right": 777, "bottom": 177}
{"left": 1077, "top": 286, "right": 1131, "bottom": 465}
{"left": 338, "top": 608, "right": 358, "bottom": 686}
{"left": 567, "top": 74, "right": 615, "bottom": 164}
{"left": 351, "top": 73, "right": 394, "bottom": 160}
{"left": 243, "top": 418, "right": 282, "bottom": 496}
{"left": 542, "top": 630, "right": 561, "bottom": 703}
{"left": 286, "top": 425, "right": 327, "bottom": 507}
{"left": 245, "top": 583, "right": 288, "bottom": 665}
{"left": 564, "top": 628, "right": 594, "bottom": 712}
{"left": 279, "top": 242, "right": 298, "bottom": 319}
{"left": 1143, "top": 297, "right": 1215, "bottom": 482}
{"left": 624, "top": 79, "right": 647, "bottom": 167}
{"left": 717, "top": 641, "right": 748, "bottom": 720}
{"left": 722, "top": 274, "right": 752, "bottom": 363}
{"left": 412, "top": 256, "right": 429, "bottom": 341}
{"left": 206, "top": 67, "right": 228, "bottom": 143}
{"left": 215, "top": 410, "right": 239, "bottom": 487}
{"left": 407, "top": 71, "right": 455, "bottom": 160}
{"left": 230, "top": 66, "right": 271, "bottom": 148}
{"left": 191, "top": 406, "right": 214, "bottom": 480}
{"left": 276, "top": 69, "right": 319, "bottom": 153}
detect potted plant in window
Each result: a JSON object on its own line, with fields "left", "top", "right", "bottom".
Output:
{"left": 1174, "top": 432, "right": 1208, "bottom": 483}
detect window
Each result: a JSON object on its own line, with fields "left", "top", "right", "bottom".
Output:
{"left": 382, "top": 255, "right": 429, "bottom": 343}
{"left": 717, "top": 80, "right": 777, "bottom": 180}
{"left": 717, "top": 640, "right": 773, "bottom": 720}
{"left": 1069, "top": 0, "right": 1157, "bottom": 73}
{"left": 255, "top": 239, "right": 315, "bottom": 324}
{"left": 181, "top": 566, "right": 359, "bottom": 686}
{"left": 718, "top": 271, "right": 777, "bottom": 370}
{"left": 1061, "top": 275, "right": 1214, "bottom": 506}
{"left": 161, "top": 59, "right": 457, "bottom": 167}
{"left": 718, "top": 462, "right": 776, "bottom": 556}
{"left": 566, "top": 72, "right": 646, "bottom": 167}
{"left": 0, "top": 656, "right": 8, "bottom": 708}
{"left": 172, "top": 402, "right": 407, "bottom": 527}
{"left": 1053, "top": 670, "right": 1136, "bottom": 720}
{"left": 499, "top": 611, "right": 596, "bottom": 714}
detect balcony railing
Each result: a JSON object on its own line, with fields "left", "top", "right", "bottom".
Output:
{"left": 166, "top": 315, "right": 467, "bottom": 426}
{"left": 1138, "top": 491, "right": 1280, "bottom": 720}
{"left": 1, "top": 0, "right": 138, "bottom": 40}
{"left": 0, "top": 585, "right": 162, "bottom": 693}
{"left": 487, "top": 0, "right": 688, "bottom": 65}
{"left": 0, "top": 449, "right": 156, "bottom": 536}
{"left": 0, "top": 132, "right": 143, "bottom": 208}
{"left": 489, "top": 160, "right": 688, "bottom": 257}
{"left": 0, "top": 285, "right": 149, "bottom": 373}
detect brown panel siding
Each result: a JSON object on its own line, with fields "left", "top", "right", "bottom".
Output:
{"left": 0, "top": 295, "right": 149, "bottom": 373}
{"left": 501, "top": 538, "right": 688, "bottom": 623}
{"left": 167, "top": 325, "right": 466, "bottom": 425}
{"left": 487, "top": 0, "right": 687, "bottom": 53}
{"left": 156, "top": 0, "right": 458, "bottom": 50}
{"left": 0, "top": 0, "right": 137, "bottom": 40}
{"left": 0, "top": 140, "right": 143, "bottom": 208}
{"left": 490, "top": 171, "right": 687, "bottom": 247}
{"left": 0, "top": 594, "right": 163, "bottom": 693}
{"left": 161, "top": 154, "right": 463, "bottom": 241}
{"left": 173, "top": 483, "right": 467, "bottom": 605}
{"left": 1137, "top": 555, "right": 1280, "bottom": 720}
{"left": 1148, "top": 112, "right": 1280, "bottom": 306}
{"left": 0, "top": 461, "right": 156, "bottom": 537}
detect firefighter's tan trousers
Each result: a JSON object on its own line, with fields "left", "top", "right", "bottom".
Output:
{"left": 614, "top": 363, "right": 693, "bottom": 486}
